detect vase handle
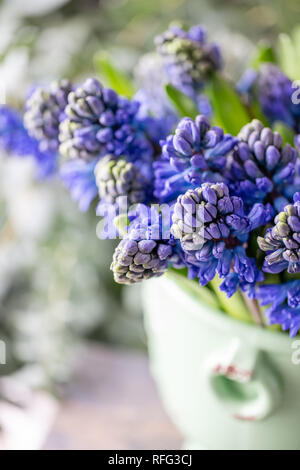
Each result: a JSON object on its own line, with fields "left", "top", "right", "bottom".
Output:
{"left": 206, "top": 338, "right": 282, "bottom": 421}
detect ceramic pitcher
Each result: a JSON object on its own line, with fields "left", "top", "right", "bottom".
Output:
{"left": 142, "top": 275, "right": 300, "bottom": 450}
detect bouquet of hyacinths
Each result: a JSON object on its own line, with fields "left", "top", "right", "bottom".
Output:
{"left": 2, "top": 23, "right": 300, "bottom": 337}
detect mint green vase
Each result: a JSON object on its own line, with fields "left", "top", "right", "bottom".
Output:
{"left": 142, "top": 275, "right": 300, "bottom": 450}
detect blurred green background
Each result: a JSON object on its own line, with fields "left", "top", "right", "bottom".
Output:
{"left": 1, "top": 0, "right": 300, "bottom": 391}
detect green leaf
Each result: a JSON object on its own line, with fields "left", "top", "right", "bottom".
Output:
{"left": 273, "top": 122, "right": 295, "bottom": 146}
{"left": 292, "top": 26, "right": 300, "bottom": 78}
{"left": 166, "top": 269, "right": 220, "bottom": 310}
{"left": 277, "top": 33, "right": 298, "bottom": 80}
{"left": 209, "top": 275, "right": 253, "bottom": 324}
{"left": 94, "top": 52, "right": 136, "bottom": 98}
{"left": 165, "top": 84, "right": 198, "bottom": 119}
{"left": 207, "top": 74, "right": 250, "bottom": 135}
{"left": 251, "top": 41, "right": 276, "bottom": 69}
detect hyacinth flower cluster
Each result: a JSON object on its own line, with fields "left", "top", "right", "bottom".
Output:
{"left": 227, "top": 119, "right": 297, "bottom": 209}
{"left": 2, "top": 22, "right": 300, "bottom": 337}
{"left": 255, "top": 195, "right": 300, "bottom": 335}
{"left": 155, "top": 25, "right": 222, "bottom": 100}
{"left": 237, "top": 63, "right": 300, "bottom": 143}
{"left": 170, "top": 182, "right": 264, "bottom": 292}
{"left": 154, "top": 115, "right": 238, "bottom": 202}
{"left": 111, "top": 205, "right": 184, "bottom": 285}
{"left": 24, "top": 79, "right": 73, "bottom": 153}
{"left": 258, "top": 193, "right": 300, "bottom": 274}
{"left": 58, "top": 78, "right": 155, "bottom": 211}
{"left": 59, "top": 78, "right": 152, "bottom": 162}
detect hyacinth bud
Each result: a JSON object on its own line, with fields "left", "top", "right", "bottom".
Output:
{"left": 155, "top": 24, "right": 222, "bottom": 97}
{"left": 111, "top": 238, "right": 170, "bottom": 285}
{"left": 170, "top": 182, "right": 261, "bottom": 288}
{"left": 94, "top": 155, "right": 150, "bottom": 205}
{"left": 24, "top": 79, "right": 72, "bottom": 152}
{"left": 111, "top": 206, "right": 179, "bottom": 284}
{"left": 155, "top": 115, "right": 237, "bottom": 202}
{"left": 59, "top": 78, "right": 151, "bottom": 162}
{"left": 171, "top": 182, "right": 249, "bottom": 252}
{"left": 258, "top": 193, "right": 300, "bottom": 274}
{"left": 163, "top": 115, "right": 236, "bottom": 172}
{"left": 228, "top": 119, "right": 297, "bottom": 205}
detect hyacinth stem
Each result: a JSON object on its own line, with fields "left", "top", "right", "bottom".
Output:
{"left": 240, "top": 291, "right": 265, "bottom": 327}
{"left": 209, "top": 275, "right": 251, "bottom": 323}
